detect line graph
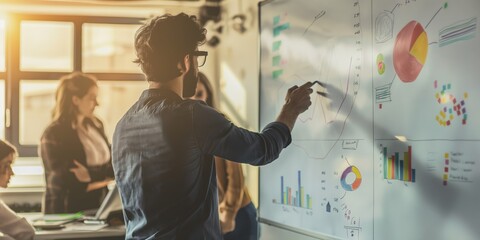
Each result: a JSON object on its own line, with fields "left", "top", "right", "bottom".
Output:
{"left": 291, "top": 56, "right": 361, "bottom": 160}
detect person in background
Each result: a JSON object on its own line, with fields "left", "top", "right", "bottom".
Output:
{"left": 40, "top": 72, "right": 114, "bottom": 214}
{"left": 191, "top": 72, "right": 258, "bottom": 240}
{"left": 112, "top": 13, "right": 317, "bottom": 239}
{"left": 0, "top": 140, "right": 35, "bottom": 240}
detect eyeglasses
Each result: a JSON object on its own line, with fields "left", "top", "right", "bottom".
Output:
{"left": 191, "top": 51, "right": 208, "bottom": 67}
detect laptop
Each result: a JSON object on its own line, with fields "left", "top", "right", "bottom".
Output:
{"left": 83, "top": 182, "right": 123, "bottom": 224}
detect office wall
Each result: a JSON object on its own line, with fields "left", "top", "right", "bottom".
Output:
{"left": 216, "top": 0, "right": 261, "bottom": 206}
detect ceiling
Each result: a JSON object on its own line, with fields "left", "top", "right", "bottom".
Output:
{"left": 0, "top": 0, "right": 220, "bottom": 16}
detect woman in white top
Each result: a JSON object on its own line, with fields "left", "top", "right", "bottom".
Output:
{"left": 40, "top": 72, "right": 114, "bottom": 213}
{"left": 0, "top": 140, "right": 35, "bottom": 240}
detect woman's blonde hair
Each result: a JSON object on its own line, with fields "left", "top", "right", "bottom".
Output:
{"left": 52, "top": 72, "right": 98, "bottom": 124}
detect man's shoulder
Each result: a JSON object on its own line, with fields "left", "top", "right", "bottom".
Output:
{"left": 181, "top": 99, "right": 208, "bottom": 109}
{"left": 163, "top": 99, "right": 215, "bottom": 115}
{"left": 183, "top": 99, "right": 221, "bottom": 114}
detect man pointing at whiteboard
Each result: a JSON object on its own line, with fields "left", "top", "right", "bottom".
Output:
{"left": 112, "top": 13, "right": 323, "bottom": 240}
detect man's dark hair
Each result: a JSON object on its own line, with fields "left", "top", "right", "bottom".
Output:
{"left": 134, "top": 13, "right": 207, "bottom": 82}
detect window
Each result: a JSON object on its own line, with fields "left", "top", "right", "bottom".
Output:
{"left": 83, "top": 23, "right": 141, "bottom": 73}
{"left": 1, "top": 18, "right": 5, "bottom": 139}
{"left": 20, "top": 21, "right": 74, "bottom": 72}
{"left": 4, "top": 14, "right": 145, "bottom": 157}
{"left": 18, "top": 80, "right": 146, "bottom": 145}
{"left": 19, "top": 80, "right": 57, "bottom": 145}
{"left": 0, "top": 18, "right": 5, "bottom": 71}
{"left": 0, "top": 80, "right": 4, "bottom": 139}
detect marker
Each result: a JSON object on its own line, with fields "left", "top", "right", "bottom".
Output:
{"left": 312, "top": 81, "right": 328, "bottom": 97}
{"left": 317, "top": 91, "right": 327, "bottom": 97}
{"left": 313, "top": 81, "right": 325, "bottom": 87}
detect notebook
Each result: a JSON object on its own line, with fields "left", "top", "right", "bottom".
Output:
{"left": 33, "top": 212, "right": 84, "bottom": 230}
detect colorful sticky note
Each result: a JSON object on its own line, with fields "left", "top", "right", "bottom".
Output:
{"left": 272, "top": 69, "right": 284, "bottom": 79}
{"left": 272, "top": 41, "right": 282, "bottom": 51}
{"left": 272, "top": 55, "right": 281, "bottom": 66}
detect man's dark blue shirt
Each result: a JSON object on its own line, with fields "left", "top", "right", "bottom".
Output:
{"left": 112, "top": 89, "right": 291, "bottom": 239}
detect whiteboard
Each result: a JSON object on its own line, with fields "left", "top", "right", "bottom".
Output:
{"left": 258, "top": 0, "right": 480, "bottom": 240}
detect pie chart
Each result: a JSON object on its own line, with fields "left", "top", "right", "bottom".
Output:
{"left": 340, "top": 166, "right": 362, "bottom": 191}
{"left": 393, "top": 21, "right": 428, "bottom": 83}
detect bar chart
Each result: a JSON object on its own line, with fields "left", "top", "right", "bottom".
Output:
{"left": 273, "top": 171, "right": 313, "bottom": 209}
{"left": 383, "top": 145, "right": 416, "bottom": 182}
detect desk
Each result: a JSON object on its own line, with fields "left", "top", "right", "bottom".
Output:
{"left": 34, "top": 223, "right": 125, "bottom": 240}
{"left": 20, "top": 213, "right": 125, "bottom": 240}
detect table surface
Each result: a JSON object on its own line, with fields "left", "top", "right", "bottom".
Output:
{"left": 19, "top": 212, "right": 125, "bottom": 240}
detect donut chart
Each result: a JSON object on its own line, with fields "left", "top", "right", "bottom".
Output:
{"left": 341, "top": 166, "right": 362, "bottom": 191}
{"left": 393, "top": 21, "right": 428, "bottom": 83}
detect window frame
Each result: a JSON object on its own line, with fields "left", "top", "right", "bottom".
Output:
{"left": 4, "top": 13, "right": 145, "bottom": 157}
